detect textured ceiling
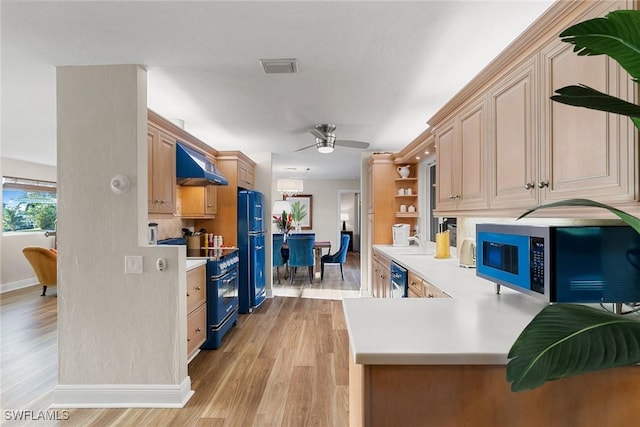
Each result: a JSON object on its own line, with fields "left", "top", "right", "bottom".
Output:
{"left": 1, "top": 0, "right": 554, "bottom": 179}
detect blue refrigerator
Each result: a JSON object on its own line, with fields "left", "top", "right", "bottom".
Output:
{"left": 237, "top": 190, "right": 266, "bottom": 313}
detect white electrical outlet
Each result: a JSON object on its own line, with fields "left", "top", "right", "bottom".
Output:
{"left": 156, "top": 258, "right": 167, "bottom": 271}
{"left": 125, "top": 256, "right": 143, "bottom": 274}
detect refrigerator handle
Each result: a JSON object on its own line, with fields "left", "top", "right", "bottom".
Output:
{"left": 254, "top": 216, "right": 262, "bottom": 221}
{"left": 255, "top": 245, "right": 264, "bottom": 250}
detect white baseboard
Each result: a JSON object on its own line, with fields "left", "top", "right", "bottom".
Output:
{"left": 50, "top": 377, "right": 194, "bottom": 408}
{"left": 1, "top": 278, "right": 37, "bottom": 294}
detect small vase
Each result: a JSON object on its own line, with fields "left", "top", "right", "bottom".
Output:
{"left": 283, "top": 233, "right": 287, "bottom": 242}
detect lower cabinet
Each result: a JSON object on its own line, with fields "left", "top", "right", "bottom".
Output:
{"left": 186, "top": 265, "right": 206, "bottom": 362}
{"left": 371, "top": 249, "right": 391, "bottom": 298}
{"left": 407, "top": 271, "right": 424, "bottom": 298}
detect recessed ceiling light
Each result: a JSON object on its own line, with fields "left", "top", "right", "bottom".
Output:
{"left": 259, "top": 58, "right": 298, "bottom": 74}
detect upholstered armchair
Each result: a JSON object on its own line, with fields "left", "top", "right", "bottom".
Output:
{"left": 286, "top": 233, "right": 315, "bottom": 284}
{"left": 22, "top": 247, "right": 57, "bottom": 296}
{"left": 321, "top": 233, "right": 350, "bottom": 280}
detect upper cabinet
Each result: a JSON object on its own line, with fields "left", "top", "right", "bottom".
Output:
{"left": 180, "top": 185, "right": 217, "bottom": 218}
{"left": 147, "top": 124, "right": 177, "bottom": 215}
{"left": 435, "top": 95, "right": 489, "bottom": 213}
{"left": 539, "top": 34, "right": 636, "bottom": 206}
{"left": 489, "top": 57, "right": 539, "bottom": 210}
{"left": 430, "top": 0, "right": 638, "bottom": 218}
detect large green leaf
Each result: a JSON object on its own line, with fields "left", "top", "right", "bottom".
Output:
{"left": 517, "top": 198, "right": 640, "bottom": 235}
{"left": 550, "top": 85, "right": 640, "bottom": 120}
{"left": 559, "top": 10, "right": 640, "bottom": 80}
{"left": 507, "top": 304, "right": 640, "bottom": 391}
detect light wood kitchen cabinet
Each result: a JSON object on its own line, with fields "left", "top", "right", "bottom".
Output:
{"left": 367, "top": 154, "right": 397, "bottom": 244}
{"left": 187, "top": 265, "right": 206, "bottom": 362}
{"left": 371, "top": 249, "right": 391, "bottom": 298}
{"left": 434, "top": 95, "right": 489, "bottom": 214}
{"left": 179, "top": 185, "right": 217, "bottom": 218}
{"left": 407, "top": 271, "right": 424, "bottom": 298}
{"left": 489, "top": 56, "right": 539, "bottom": 210}
{"left": 237, "top": 159, "right": 255, "bottom": 190}
{"left": 422, "top": 278, "right": 449, "bottom": 299}
{"left": 538, "top": 29, "right": 636, "bottom": 206}
{"left": 147, "top": 125, "right": 177, "bottom": 215}
{"left": 429, "top": 0, "right": 638, "bottom": 218}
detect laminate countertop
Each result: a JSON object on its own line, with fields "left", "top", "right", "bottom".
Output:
{"left": 186, "top": 259, "right": 207, "bottom": 271}
{"left": 343, "top": 243, "right": 547, "bottom": 365}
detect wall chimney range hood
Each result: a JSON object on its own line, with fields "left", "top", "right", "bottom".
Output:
{"left": 176, "top": 142, "right": 228, "bottom": 186}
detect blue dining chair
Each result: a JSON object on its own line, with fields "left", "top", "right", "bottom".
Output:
{"left": 286, "top": 233, "right": 315, "bottom": 284}
{"left": 321, "top": 233, "right": 350, "bottom": 280}
{"left": 272, "top": 233, "right": 287, "bottom": 284}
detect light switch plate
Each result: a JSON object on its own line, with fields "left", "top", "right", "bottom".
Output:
{"left": 125, "top": 256, "right": 143, "bottom": 274}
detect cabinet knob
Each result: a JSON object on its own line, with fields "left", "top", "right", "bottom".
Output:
{"left": 195, "top": 286, "right": 201, "bottom": 291}
{"left": 186, "top": 292, "right": 190, "bottom": 297}
{"left": 154, "top": 199, "right": 160, "bottom": 203}
{"left": 449, "top": 195, "right": 455, "bottom": 199}
{"left": 187, "top": 337, "right": 191, "bottom": 342}
{"left": 427, "top": 293, "right": 434, "bottom": 298}
{"left": 160, "top": 200, "right": 166, "bottom": 204}
{"left": 524, "top": 182, "right": 535, "bottom": 190}
{"left": 196, "top": 328, "right": 202, "bottom": 332}
{"left": 455, "top": 195, "right": 461, "bottom": 199}
{"left": 538, "top": 181, "right": 549, "bottom": 188}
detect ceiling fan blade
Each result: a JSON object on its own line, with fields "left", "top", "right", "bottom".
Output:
{"left": 294, "top": 143, "right": 317, "bottom": 152}
{"left": 308, "top": 128, "right": 326, "bottom": 140}
{"left": 335, "top": 140, "right": 370, "bottom": 149}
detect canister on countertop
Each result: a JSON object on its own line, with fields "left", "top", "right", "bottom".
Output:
{"left": 434, "top": 221, "right": 451, "bottom": 259}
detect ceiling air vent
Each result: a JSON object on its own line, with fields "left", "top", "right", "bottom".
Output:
{"left": 259, "top": 58, "right": 298, "bottom": 74}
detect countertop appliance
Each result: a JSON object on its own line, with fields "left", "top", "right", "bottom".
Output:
{"left": 148, "top": 223, "right": 158, "bottom": 245}
{"left": 158, "top": 238, "right": 239, "bottom": 349}
{"left": 476, "top": 223, "right": 640, "bottom": 303}
{"left": 392, "top": 224, "right": 410, "bottom": 247}
{"left": 390, "top": 261, "right": 408, "bottom": 298}
{"left": 237, "top": 190, "right": 266, "bottom": 313}
{"left": 459, "top": 238, "right": 476, "bottom": 268}
{"left": 176, "top": 142, "right": 228, "bottom": 186}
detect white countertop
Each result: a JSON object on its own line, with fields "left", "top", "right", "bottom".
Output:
{"left": 343, "top": 243, "right": 547, "bottom": 365}
{"left": 186, "top": 259, "right": 207, "bottom": 271}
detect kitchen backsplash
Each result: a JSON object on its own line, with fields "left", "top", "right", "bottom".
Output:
{"left": 457, "top": 216, "right": 624, "bottom": 254}
{"left": 152, "top": 217, "right": 195, "bottom": 240}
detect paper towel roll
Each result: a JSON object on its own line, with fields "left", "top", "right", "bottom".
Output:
{"left": 434, "top": 230, "right": 451, "bottom": 259}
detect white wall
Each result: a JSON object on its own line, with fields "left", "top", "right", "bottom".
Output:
{"left": 1, "top": 159, "right": 58, "bottom": 291}
{"left": 54, "top": 65, "right": 189, "bottom": 407}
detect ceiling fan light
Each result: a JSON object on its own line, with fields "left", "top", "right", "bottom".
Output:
{"left": 318, "top": 146, "right": 334, "bottom": 154}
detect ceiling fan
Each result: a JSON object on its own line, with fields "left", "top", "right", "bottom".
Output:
{"left": 295, "top": 124, "right": 370, "bottom": 154}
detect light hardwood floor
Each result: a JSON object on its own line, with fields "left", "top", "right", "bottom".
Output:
{"left": 1, "top": 253, "right": 360, "bottom": 426}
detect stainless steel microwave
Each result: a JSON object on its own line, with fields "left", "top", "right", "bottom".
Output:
{"left": 476, "top": 223, "right": 640, "bottom": 303}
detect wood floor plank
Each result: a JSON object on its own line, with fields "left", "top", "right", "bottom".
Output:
{"left": 281, "top": 365, "right": 314, "bottom": 427}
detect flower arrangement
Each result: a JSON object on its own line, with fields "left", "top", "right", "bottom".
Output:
{"left": 273, "top": 210, "right": 293, "bottom": 234}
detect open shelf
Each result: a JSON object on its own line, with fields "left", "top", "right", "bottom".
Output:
{"left": 395, "top": 212, "right": 419, "bottom": 218}
{"left": 395, "top": 195, "right": 417, "bottom": 198}
{"left": 395, "top": 178, "right": 418, "bottom": 183}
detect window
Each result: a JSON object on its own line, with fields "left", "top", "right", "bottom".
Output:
{"left": 2, "top": 176, "right": 57, "bottom": 232}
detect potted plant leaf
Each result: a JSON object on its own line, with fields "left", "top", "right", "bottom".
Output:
{"left": 507, "top": 9, "right": 640, "bottom": 392}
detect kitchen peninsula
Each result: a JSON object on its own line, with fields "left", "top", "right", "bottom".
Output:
{"left": 345, "top": 244, "right": 640, "bottom": 426}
